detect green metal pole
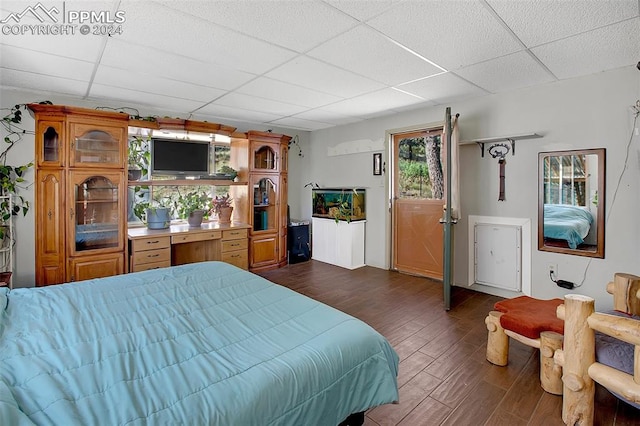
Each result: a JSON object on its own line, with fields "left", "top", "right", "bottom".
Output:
{"left": 443, "top": 107, "right": 452, "bottom": 310}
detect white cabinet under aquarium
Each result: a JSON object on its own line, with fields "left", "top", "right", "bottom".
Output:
{"left": 311, "top": 188, "right": 366, "bottom": 269}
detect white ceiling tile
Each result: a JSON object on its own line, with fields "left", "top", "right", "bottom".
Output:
{"left": 117, "top": 1, "right": 297, "bottom": 74}
{"left": 167, "top": 0, "right": 358, "bottom": 52}
{"left": 531, "top": 19, "right": 640, "bottom": 80}
{"left": 212, "top": 92, "right": 307, "bottom": 116}
{"left": 487, "top": 0, "right": 639, "bottom": 47}
{"left": 367, "top": 0, "right": 522, "bottom": 70}
{"left": 0, "top": 45, "right": 94, "bottom": 81}
{"left": 265, "top": 56, "right": 385, "bottom": 98}
{"left": 456, "top": 51, "right": 555, "bottom": 94}
{"left": 397, "top": 73, "right": 488, "bottom": 104}
{"left": 268, "top": 116, "right": 335, "bottom": 131}
{"left": 93, "top": 66, "right": 227, "bottom": 102}
{"left": 307, "top": 25, "right": 443, "bottom": 85}
{"left": 323, "top": 0, "right": 404, "bottom": 22}
{"left": 89, "top": 83, "right": 205, "bottom": 112}
{"left": 235, "top": 77, "right": 342, "bottom": 108}
{"left": 100, "top": 39, "right": 256, "bottom": 90}
{"left": 318, "top": 88, "right": 426, "bottom": 116}
{"left": 196, "top": 103, "right": 282, "bottom": 124}
{"left": 0, "top": 68, "right": 88, "bottom": 97}
{"left": 293, "top": 109, "right": 363, "bottom": 126}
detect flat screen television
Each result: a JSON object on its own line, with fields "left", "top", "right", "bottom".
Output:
{"left": 151, "top": 138, "right": 210, "bottom": 177}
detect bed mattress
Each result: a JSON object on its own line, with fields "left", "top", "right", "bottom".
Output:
{"left": 0, "top": 262, "right": 399, "bottom": 425}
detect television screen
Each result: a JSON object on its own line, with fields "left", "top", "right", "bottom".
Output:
{"left": 151, "top": 139, "right": 210, "bottom": 176}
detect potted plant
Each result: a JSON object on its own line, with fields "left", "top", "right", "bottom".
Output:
{"left": 135, "top": 199, "right": 172, "bottom": 230}
{"left": 211, "top": 193, "right": 233, "bottom": 224}
{"left": 218, "top": 165, "right": 238, "bottom": 181}
{"left": 174, "top": 190, "right": 211, "bottom": 227}
{"left": 127, "top": 135, "right": 150, "bottom": 181}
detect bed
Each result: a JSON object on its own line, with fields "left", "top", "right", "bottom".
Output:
{"left": 0, "top": 262, "right": 399, "bottom": 425}
{"left": 543, "top": 204, "right": 593, "bottom": 249}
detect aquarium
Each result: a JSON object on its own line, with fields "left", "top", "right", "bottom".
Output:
{"left": 312, "top": 188, "right": 366, "bottom": 221}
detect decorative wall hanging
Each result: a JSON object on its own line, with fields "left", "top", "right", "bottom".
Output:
{"left": 373, "top": 153, "right": 382, "bottom": 175}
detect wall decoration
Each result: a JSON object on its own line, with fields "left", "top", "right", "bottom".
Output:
{"left": 373, "top": 153, "right": 382, "bottom": 176}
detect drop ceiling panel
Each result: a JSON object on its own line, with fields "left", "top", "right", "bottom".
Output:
{"left": 268, "top": 116, "right": 335, "bottom": 131}
{"left": 318, "top": 88, "right": 426, "bottom": 116}
{"left": 456, "top": 51, "right": 555, "bottom": 94}
{"left": 100, "top": 40, "right": 256, "bottom": 90}
{"left": 170, "top": 0, "right": 358, "bottom": 52}
{"left": 93, "top": 66, "right": 227, "bottom": 102}
{"left": 89, "top": 84, "right": 204, "bottom": 113}
{"left": 235, "top": 77, "right": 342, "bottom": 108}
{"left": 265, "top": 56, "right": 385, "bottom": 98}
{"left": 292, "top": 109, "right": 363, "bottom": 126}
{"left": 212, "top": 92, "right": 308, "bottom": 117}
{"left": 531, "top": 19, "right": 640, "bottom": 80}
{"left": 0, "top": 45, "right": 94, "bottom": 81}
{"left": 397, "top": 73, "right": 488, "bottom": 104}
{"left": 307, "top": 24, "right": 443, "bottom": 85}
{"left": 0, "top": 69, "right": 88, "bottom": 97}
{"left": 118, "top": 1, "right": 297, "bottom": 74}
{"left": 196, "top": 103, "right": 282, "bottom": 124}
{"left": 324, "top": 0, "right": 404, "bottom": 22}
{"left": 487, "top": 0, "right": 639, "bottom": 47}
{"left": 367, "top": 0, "right": 522, "bottom": 70}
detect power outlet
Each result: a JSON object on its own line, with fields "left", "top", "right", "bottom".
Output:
{"left": 548, "top": 263, "right": 558, "bottom": 278}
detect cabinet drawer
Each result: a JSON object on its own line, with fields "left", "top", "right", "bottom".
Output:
{"left": 131, "top": 236, "right": 171, "bottom": 252}
{"left": 132, "top": 247, "right": 171, "bottom": 265}
{"left": 172, "top": 231, "right": 221, "bottom": 244}
{"left": 221, "top": 238, "right": 248, "bottom": 252}
{"left": 131, "top": 260, "right": 170, "bottom": 273}
{"left": 222, "top": 250, "right": 248, "bottom": 270}
{"left": 222, "top": 228, "right": 248, "bottom": 240}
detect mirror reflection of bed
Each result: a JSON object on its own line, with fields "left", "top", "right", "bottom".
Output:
{"left": 538, "top": 149, "right": 605, "bottom": 258}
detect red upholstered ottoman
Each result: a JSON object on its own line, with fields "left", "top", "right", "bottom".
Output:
{"left": 485, "top": 296, "right": 564, "bottom": 395}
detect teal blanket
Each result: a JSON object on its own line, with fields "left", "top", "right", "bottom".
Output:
{"left": 0, "top": 262, "right": 398, "bottom": 425}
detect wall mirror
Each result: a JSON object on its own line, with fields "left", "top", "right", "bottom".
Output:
{"left": 538, "top": 148, "right": 605, "bottom": 258}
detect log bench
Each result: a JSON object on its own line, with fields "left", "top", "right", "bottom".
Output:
{"left": 485, "top": 295, "right": 565, "bottom": 395}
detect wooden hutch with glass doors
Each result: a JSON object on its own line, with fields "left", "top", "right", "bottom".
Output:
{"left": 29, "top": 104, "right": 129, "bottom": 286}
{"left": 231, "top": 131, "right": 290, "bottom": 272}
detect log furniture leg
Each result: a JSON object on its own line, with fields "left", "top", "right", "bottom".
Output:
{"left": 540, "top": 331, "right": 564, "bottom": 395}
{"left": 561, "top": 294, "right": 595, "bottom": 426}
{"left": 485, "top": 310, "right": 508, "bottom": 366}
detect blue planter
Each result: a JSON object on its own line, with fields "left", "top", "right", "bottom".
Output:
{"left": 146, "top": 207, "right": 171, "bottom": 229}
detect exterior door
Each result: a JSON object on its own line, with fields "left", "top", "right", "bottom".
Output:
{"left": 392, "top": 128, "right": 444, "bottom": 279}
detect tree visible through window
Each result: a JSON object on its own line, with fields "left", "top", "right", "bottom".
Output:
{"left": 398, "top": 132, "right": 443, "bottom": 200}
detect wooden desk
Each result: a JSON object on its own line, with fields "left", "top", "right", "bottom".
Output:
{"left": 128, "top": 222, "right": 250, "bottom": 272}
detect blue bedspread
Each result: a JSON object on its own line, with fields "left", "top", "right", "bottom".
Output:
{"left": 543, "top": 204, "right": 593, "bottom": 249}
{"left": 0, "top": 262, "right": 399, "bottom": 425}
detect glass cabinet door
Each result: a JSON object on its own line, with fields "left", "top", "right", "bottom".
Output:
{"left": 252, "top": 142, "right": 278, "bottom": 171}
{"left": 69, "top": 122, "right": 125, "bottom": 168}
{"left": 37, "top": 120, "right": 65, "bottom": 167}
{"left": 252, "top": 176, "right": 278, "bottom": 232}
{"left": 70, "top": 171, "right": 123, "bottom": 255}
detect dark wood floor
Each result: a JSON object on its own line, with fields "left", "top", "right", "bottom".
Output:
{"left": 259, "top": 261, "right": 639, "bottom": 426}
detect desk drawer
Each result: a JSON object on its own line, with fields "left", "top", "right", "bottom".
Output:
{"left": 131, "top": 260, "right": 170, "bottom": 273}
{"left": 222, "top": 228, "right": 248, "bottom": 240}
{"left": 222, "top": 250, "right": 248, "bottom": 270}
{"left": 131, "top": 236, "right": 171, "bottom": 253}
{"left": 221, "top": 238, "right": 248, "bottom": 252}
{"left": 132, "top": 247, "right": 171, "bottom": 265}
{"left": 172, "top": 231, "right": 221, "bottom": 244}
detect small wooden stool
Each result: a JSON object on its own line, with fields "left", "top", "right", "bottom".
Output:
{"left": 485, "top": 296, "right": 564, "bottom": 395}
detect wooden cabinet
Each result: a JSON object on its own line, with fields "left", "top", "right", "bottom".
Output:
{"left": 221, "top": 228, "right": 248, "bottom": 269}
{"left": 129, "top": 235, "right": 171, "bottom": 272}
{"left": 242, "top": 131, "right": 290, "bottom": 272}
{"left": 30, "top": 104, "right": 129, "bottom": 285}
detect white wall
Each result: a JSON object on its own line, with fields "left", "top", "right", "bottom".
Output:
{"left": 298, "top": 65, "right": 640, "bottom": 310}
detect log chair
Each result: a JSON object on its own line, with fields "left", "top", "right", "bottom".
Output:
{"left": 555, "top": 273, "right": 640, "bottom": 425}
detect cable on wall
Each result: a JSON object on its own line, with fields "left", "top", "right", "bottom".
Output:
{"left": 576, "top": 105, "right": 639, "bottom": 288}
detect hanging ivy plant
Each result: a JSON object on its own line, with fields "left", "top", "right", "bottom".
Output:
{"left": 0, "top": 101, "right": 50, "bottom": 240}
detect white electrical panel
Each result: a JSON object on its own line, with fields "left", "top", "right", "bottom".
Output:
{"left": 474, "top": 223, "right": 522, "bottom": 292}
